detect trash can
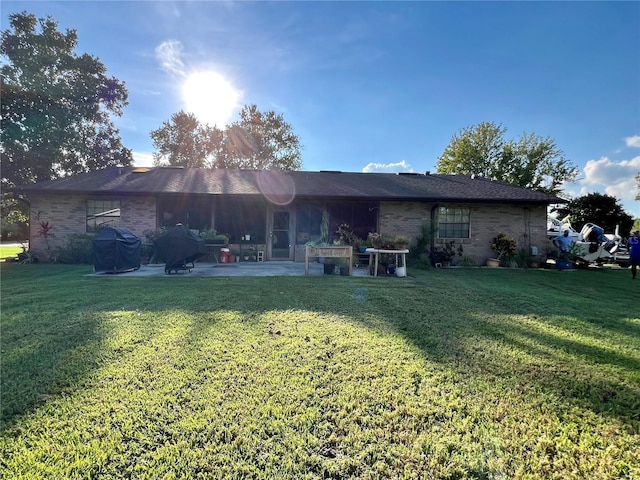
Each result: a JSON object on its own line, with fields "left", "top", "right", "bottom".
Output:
{"left": 220, "top": 248, "right": 230, "bottom": 263}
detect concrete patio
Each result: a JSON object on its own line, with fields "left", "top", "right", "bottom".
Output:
{"left": 89, "top": 261, "right": 389, "bottom": 278}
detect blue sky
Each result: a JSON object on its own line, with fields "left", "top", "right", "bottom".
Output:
{"left": 3, "top": 1, "right": 639, "bottom": 218}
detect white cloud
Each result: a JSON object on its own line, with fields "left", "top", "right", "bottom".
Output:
{"left": 362, "top": 160, "right": 414, "bottom": 173}
{"left": 625, "top": 135, "right": 640, "bottom": 148}
{"left": 566, "top": 155, "right": 640, "bottom": 218}
{"left": 581, "top": 155, "right": 640, "bottom": 201}
{"left": 132, "top": 151, "right": 154, "bottom": 167}
{"left": 155, "top": 40, "right": 186, "bottom": 77}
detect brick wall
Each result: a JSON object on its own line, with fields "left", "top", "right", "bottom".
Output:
{"left": 379, "top": 201, "right": 549, "bottom": 265}
{"left": 26, "top": 192, "right": 550, "bottom": 266}
{"left": 465, "top": 204, "right": 549, "bottom": 262}
{"left": 379, "top": 201, "right": 434, "bottom": 241}
{"left": 28, "top": 194, "right": 157, "bottom": 255}
{"left": 124, "top": 197, "right": 158, "bottom": 239}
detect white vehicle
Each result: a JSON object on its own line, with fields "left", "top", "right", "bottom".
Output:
{"left": 547, "top": 217, "right": 620, "bottom": 266}
{"left": 547, "top": 216, "right": 581, "bottom": 241}
{"left": 612, "top": 244, "right": 629, "bottom": 267}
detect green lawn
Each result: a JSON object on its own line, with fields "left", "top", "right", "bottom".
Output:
{"left": 0, "top": 245, "right": 24, "bottom": 262}
{"left": 1, "top": 264, "right": 638, "bottom": 479}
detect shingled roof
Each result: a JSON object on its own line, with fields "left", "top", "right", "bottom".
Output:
{"left": 13, "top": 167, "right": 565, "bottom": 204}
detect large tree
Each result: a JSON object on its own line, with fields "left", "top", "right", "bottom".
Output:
{"left": 436, "top": 122, "right": 578, "bottom": 195}
{"left": 151, "top": 104, "right": 303, "bottom": 170}
{"left": 151, "top": 111, "right": 223, "bottom": 168}
{"left": 222, "top": 104, "right": 302, "bottom": 170}
{"left": 1, "top": 11, "right": 132, "bottom": 188}
{"left": 564, "top": 192, "right": 634, "bottom": 235}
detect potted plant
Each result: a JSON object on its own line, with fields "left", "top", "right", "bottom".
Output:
{"left": 320, "top": 210, "right": 329, "bottom": 244}
{"left": 324, "top": 263, "right": 336, "bottom": 274}
{"left": 314, "top": 209, "right": 331, "bottom": 267}
{"left": 143, "top": 226, "right": 168, "bottom": 263}
{"left": 336, "top": 223, "right": 361, "bottom": 247}
{"left": 368, "top": 232, "right": 383, "bottom": 249}
{"left": 393, "top": 235, "right": 409, "bottom": 250}
{"left": 488, "top": 233, "right": 517, "bottom": 267}
{"left": 201, "top": 229, "right": 228, "bottom": 244}
{"left": 431, "top": 241, "right": 463, "bottom": 267}
{"left": 335, "top": 256, "right": 351, "bottom": 276}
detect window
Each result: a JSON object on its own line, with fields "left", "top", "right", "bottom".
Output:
{"left": 87, "top": 199, "right": 120, "bottom": 232}
{"left": 215, "top": 198, "right": 266, "bottom": 243}
{"left": 438, "top": 206, "right": 469, "bottom": 238}
{"left": 328, "top": 203, "right": 377, "bottom": 242}
{"left": 296, "top": 206, "right": 323, "bottom": 244}
{"left": 157, "top": 196, "right": 212, "bottom": 231}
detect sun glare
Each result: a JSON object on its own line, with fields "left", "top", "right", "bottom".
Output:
{"left": 182, "top": 72, "right": 242, "bottom": 128}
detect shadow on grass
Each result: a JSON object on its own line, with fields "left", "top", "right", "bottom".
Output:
{"left": 1, "top": 264, "right": 638, "bottom": 433}
{"left": 1, "top": 309, "right": 103, "bottom": 431}
{"left": 391, "top": 268, "right": 640, "bottom": 426}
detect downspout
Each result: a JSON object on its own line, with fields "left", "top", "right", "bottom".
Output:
{"left": 523, "top": 206, "right": 531, "bottom": 250}
{"left": 430, "top": 203, "right": 439, "bottom": 258}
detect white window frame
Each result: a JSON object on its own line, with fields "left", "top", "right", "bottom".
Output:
{"left": 438, "top": 206, "right": 470, "bottom": 239}
{"left": 86, "top": 199, "right": 121, "bottom": 233}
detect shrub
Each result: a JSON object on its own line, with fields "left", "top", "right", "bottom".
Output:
{"left": 143, "top": 227, "right": 168, "bottom": 243}
{"left": 367, "top": 232, "right": 383, "bottom": 248}
{"left": 408, "top": 221, "right": 437, "bottom": 262}
{"left": 408, "top": 252, "right": 432, "bottom": 270}
{"left": 460, "top": 255, "right": 477, "bottom": 267}
{"left": 54, "top": 234, "right": 94, "bottom": 264}
{"left": 491, "top": 233, "right": 517, "bottom": 261}
{"left": 336, "top": 224, "right": 361, "bottom": 247}
{"left": 432, "top": 241, "right": 464, "bottom": 264}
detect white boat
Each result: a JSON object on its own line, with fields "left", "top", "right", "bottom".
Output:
{"left": 547, "top": 217, "right": 620, "bottom": 265}
{"left": 546, "top": 216, "right": 581, "bottom": 241}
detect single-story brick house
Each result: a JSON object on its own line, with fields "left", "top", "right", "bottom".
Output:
{"left": 13, "top": 166, "right": 564, "bottom": 264}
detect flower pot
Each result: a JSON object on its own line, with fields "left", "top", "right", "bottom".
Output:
{"left": 395, "top": 266, "right": 406, "bottom": 277}
{"left": 556, "top": 260, "right": 573, "bottom": 270}
{"left": 486, "top": 258, "right": 500, "bottom": 268}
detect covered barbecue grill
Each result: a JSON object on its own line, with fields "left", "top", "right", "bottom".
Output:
{"left": 154, "top": 224, "right": 206, "bottom": 274}
{"left": 93, "top": 227, "right": 141, "bottom": 273}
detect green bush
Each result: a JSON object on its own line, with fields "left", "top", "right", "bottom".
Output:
{"left": 408, "top": 252, "right": 432, "bottom": 270}
{"left": 491, "top": 232, "right": 517, "bottom": 262}
{"left": 460, "top": 255, "right": 477, "bottom": 267}
{"left": 54, "top": 234, "right": 94, "bottom": 264}
{"left": 408, "top": 222, "right": 434, "bottom": 262}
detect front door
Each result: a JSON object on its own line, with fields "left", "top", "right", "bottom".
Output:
{"left": 269, "top": 209, "right": 294, "bottom": 260}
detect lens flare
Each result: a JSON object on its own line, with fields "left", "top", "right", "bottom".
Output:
{"left": 257, "top": 170, "right": 296, "bottom": 206}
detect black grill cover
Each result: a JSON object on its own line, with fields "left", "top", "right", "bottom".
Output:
{"left": 155, "top": 224, "right": 206, "bottom": 270}
{"left": 93, "top": 227, "right": 141, "bottom": 272}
